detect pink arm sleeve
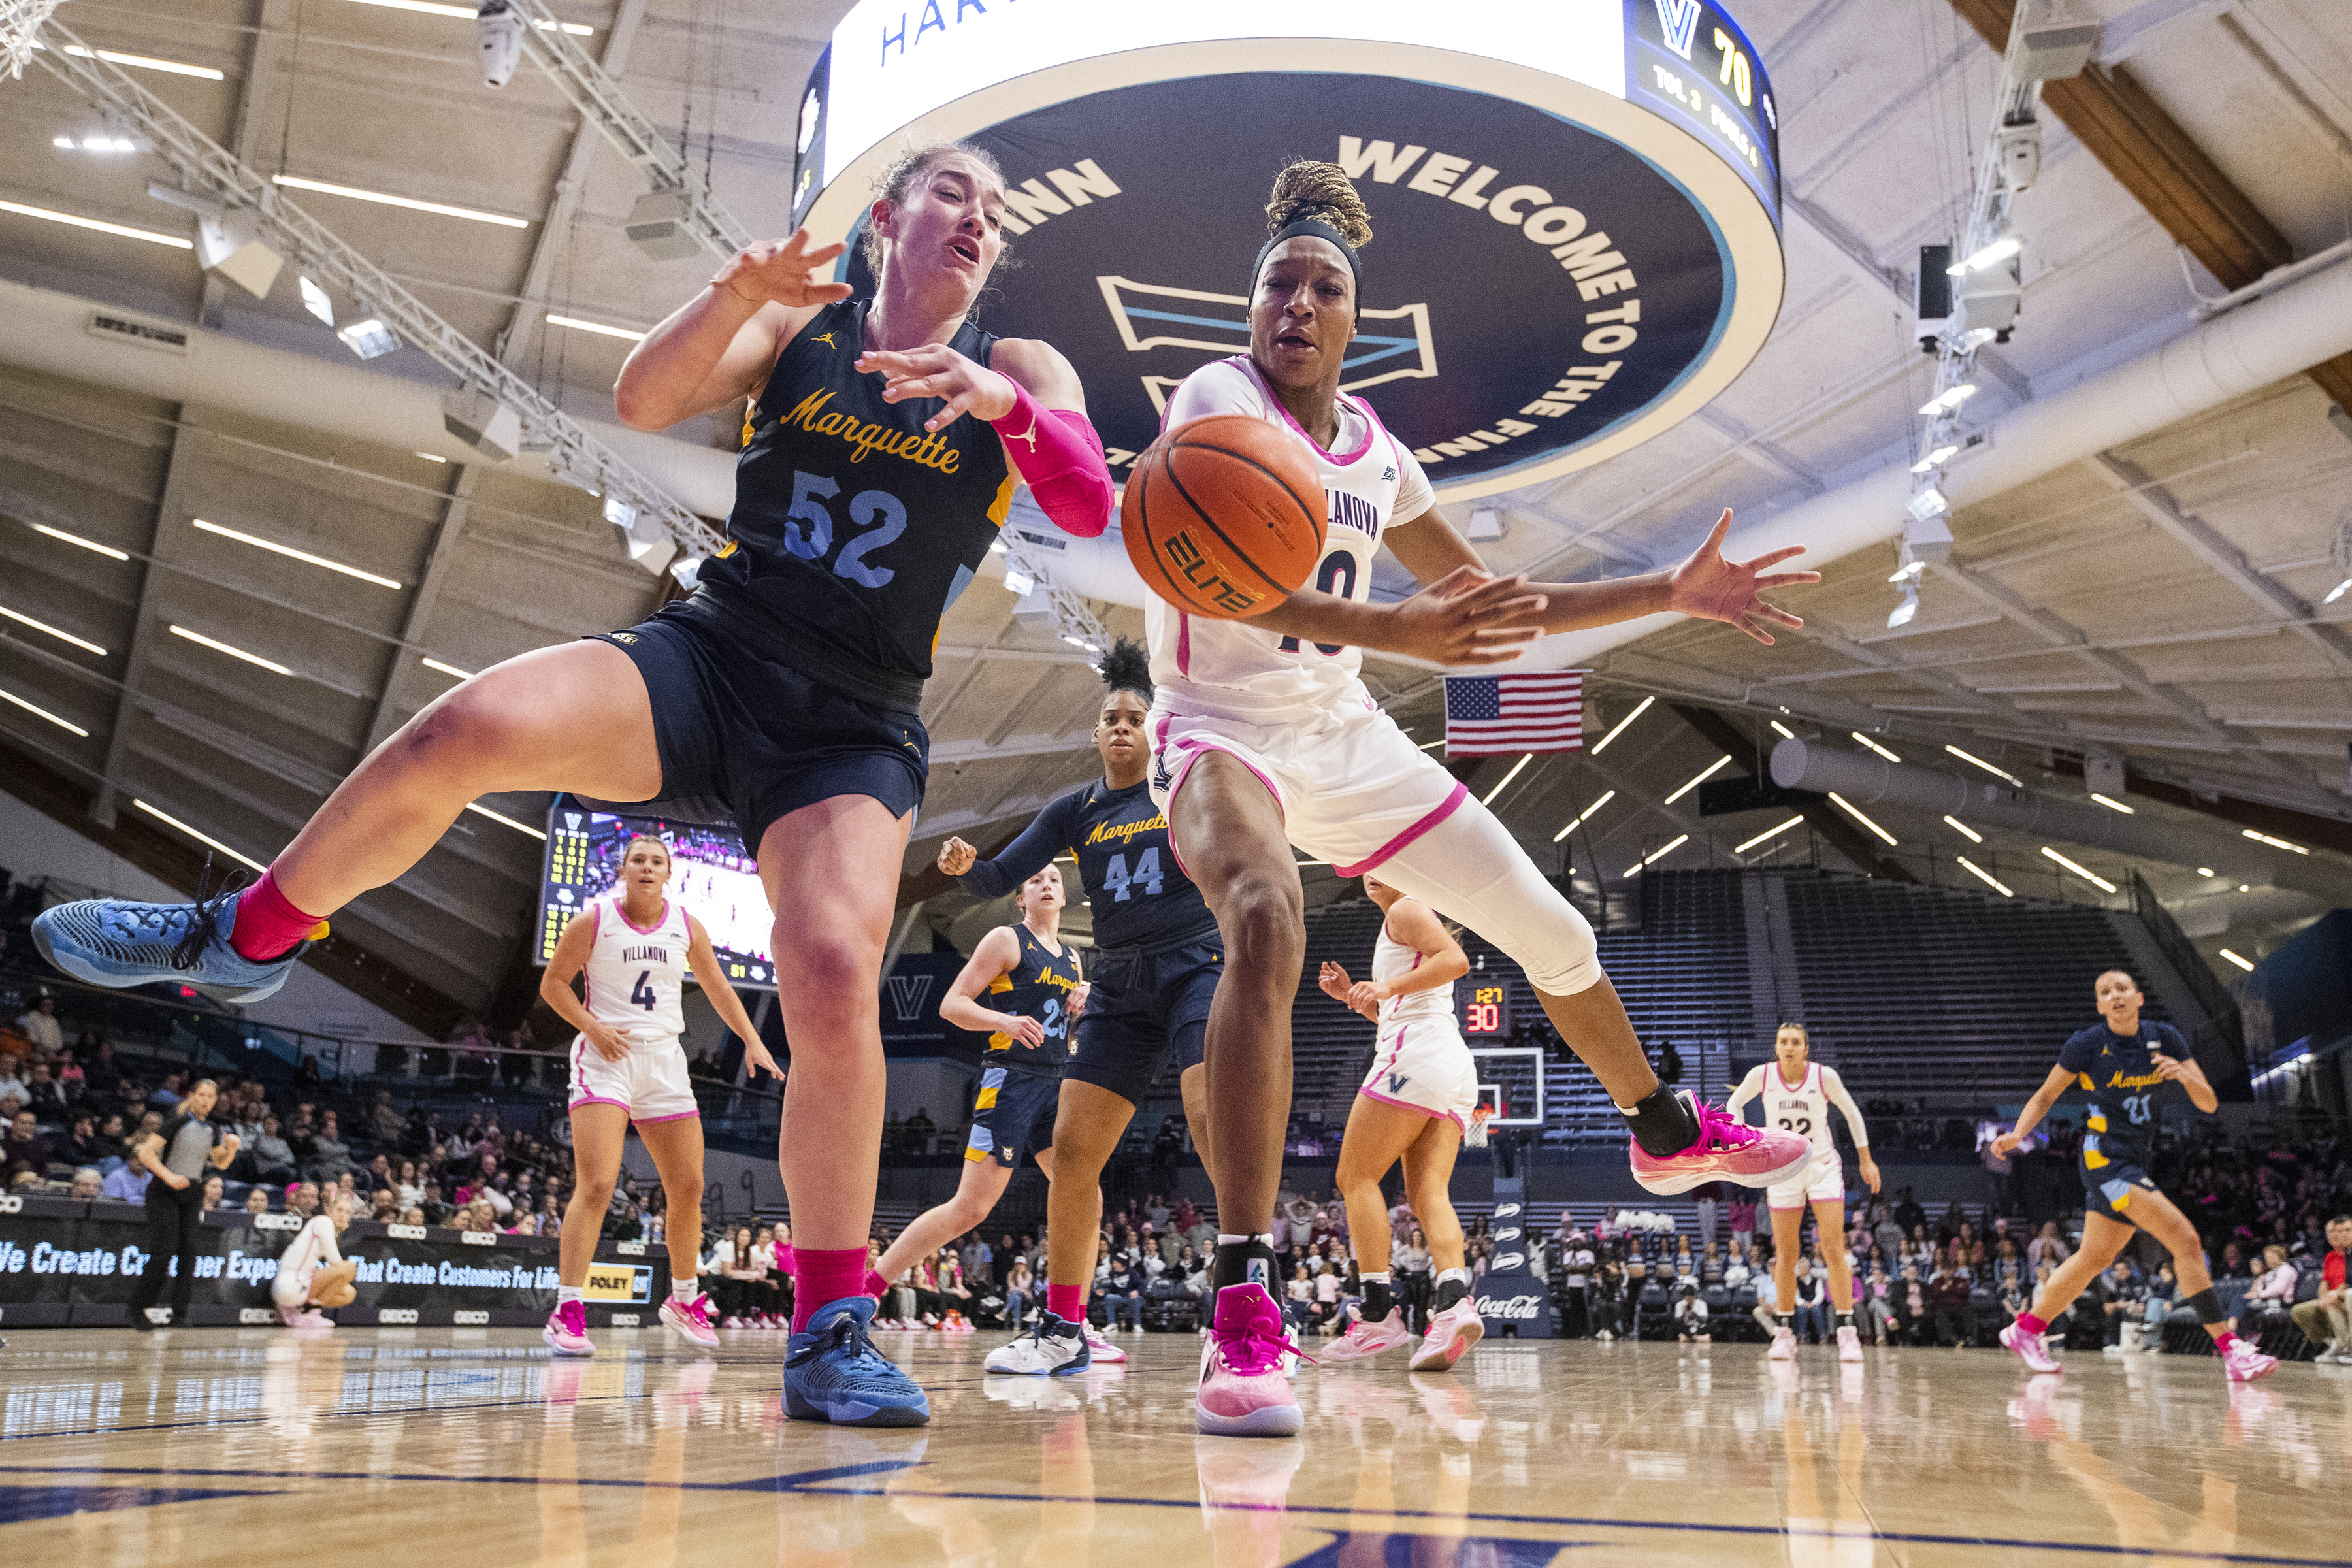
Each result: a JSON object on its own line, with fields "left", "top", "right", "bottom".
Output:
{"left": 990, "top": 378, "right": 1113, "bottom": 538}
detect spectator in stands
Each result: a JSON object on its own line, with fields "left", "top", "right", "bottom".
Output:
{"left": 71, "top": 1166, "right": 103, "bottom": 1201}
{"left": 1927, "top": 1259, "right": 1974, "bottom": 1347}
{"left": 244, "top": 1115, "right": 297, "bottom": 1187}
{"left": 1989, "top": 1235, "right": 2027, "bottom": 1294}
{"left": 1282, "top": 1262, "right": 1316, "bottom": 1335}
{"left": 148, "top": 1072, "right": 186, "bottom": 1113}
{"left": 2289, "top": 1215, "right": 2349, "bottom": 1362}
{"left": 1889, "top": 1263, "right": 1927, "bottom": 1345}
{"left": 1859, "top": 1266, "right": 1897, "bottom": 1344}
{"left": 1396, "top": 1224, "right": 1433, "bottom": 1331}
{"left": 2215, "top": 1240, "right": 2252, "bottom": 1281}
{"left": 289, "top": 1181, "right": 321, "bottom": 1222}
{"left": 1673, "top": 1282, "right": 1710, "bottom": 1343}
{"left": 2246, "top": 1244, "right": 2297, "bottom": 1322}
{"left": 1102, "top": 1252, "right": 1147, "bottom": 1333}
{"left": 199, "top": 1173, "right": 224, "bottom": 1211}
{"left": 303, "top": 1111, "right": 355, "bottom": 1184}
{"left": 242, "top": 1185, "right": 270, "bottom": 1215}
{"left": 367, "top": 1188, "right": 397, "bottom": 1222}
{"left": 2027, "top": 1220, "right": 2070, "bottom": 1275}
{"left": 1556, "top": 1231, "right": 1596, "bottom": 1337}
{"left": 1723, "top": 1240, "right": 1753, "bottom": 1292}
{"left": 101, "top": 1156, "right": 149, "bottom": 1202}
{"left": 1790, "top": 1257, "right": 1829, "bottom": 1344}
{"left": 2095, "top": 1260, "right": 2146, "bottom": 1352}
{"left": 5, "top": 1108, "right": 53, "bottom": 1187}
{"left": 21, "top": 1060, "right": 67, "bottom": 1118}
{"left": 14, "top": 993, "right": 62, "bottom": 1053}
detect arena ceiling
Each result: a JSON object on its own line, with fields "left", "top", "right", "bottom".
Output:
{"left": 1, "top": 0, "right": 2349, "bottom": 1032}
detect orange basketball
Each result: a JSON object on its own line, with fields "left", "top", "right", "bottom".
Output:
{"left": 1121, "top": 413, "right": 1327, "bottom": 620}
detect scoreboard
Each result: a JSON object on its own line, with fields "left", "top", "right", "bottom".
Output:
{"left": 1458, "top": 982, "right": 1511, "bottom": 1039}
{"left": 536, "top": 798, "right": 779, "bottom": 989}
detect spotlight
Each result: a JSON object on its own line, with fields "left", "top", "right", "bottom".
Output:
{"left": 336, "top": 318, "right": 398, "bottom": 359}
{"left": 1886, "top": 581, "right": 1919, "bottom": 629}
{"left": 1947, "top": 235, "right": 2022, "bottom": 275}
{"left": 1906, "top": 488, "right": 1950, "bottom": 523}
{"left": 299, "top": 274, "right": 335, "bottom": 325}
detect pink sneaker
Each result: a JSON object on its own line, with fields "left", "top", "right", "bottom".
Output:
{"left": 1196, "top": 1284, "right": 1305, "bottom": 1437}
{"left": 1768, "top": 1326, "right": 1797, "bottom": 1362}
{"left": 1409, "top": 1299, "right": 1485, "bottom": 1372}
{"left": 1083, "top": 1322, "right": 1129, "bottom": 1364}
{"left": 1999, "top": 1320, "right": 2061, "bottom": 1375}
{"left": 1629, "top": 1093, "right": 1810, "bottom": 1195}
{"left": 659, "top": 1293, "right": 721, "bottom": 1348}
{"left": 1323, "top": 1308, "right": 1413, "bottom": 1363}
{"left": 542, "top": 1299, "right": 594, "bottom": 1358}
{"left": 2223, "top": 1339, "right": 2278, "bottom": 1382}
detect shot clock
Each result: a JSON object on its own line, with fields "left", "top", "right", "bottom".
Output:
{"left": 1459, "top": 982, "right": 1511, "bottom": 1039}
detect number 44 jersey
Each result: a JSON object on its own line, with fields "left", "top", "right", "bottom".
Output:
{"left": 958, "top": 777, "right": 1216, "bottom": 955}
{"left": 579, "top": 894, "right": 693, "bottom": 1044}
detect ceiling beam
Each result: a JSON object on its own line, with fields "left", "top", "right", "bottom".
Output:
{"left": 90, "top": 406, "right": 205, "bottom": 827}
{"left": 1669, "top": 702, "right": 1914, "bottom": 881}
{"left": 1946, "top": 0, "right": 2352, "bottom": 409}
{"left": 2047, "top": 751, "right": 2352, "bottom": 857}
{"left": 365, "top": 463, "right": 476, "bottom": 753}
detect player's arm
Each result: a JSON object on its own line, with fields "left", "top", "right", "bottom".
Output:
{"left": 2151, "top": 1034, "right": 2218, "bottom": 1113}
{"left": 941, "top": 797, "right": 1074, "bottom": 897}
{"left": 136, "top": 1126, "right": 184, "bottom": 1189}
{"left": 685, "top": 913, "right": 782, "bottom": 1083}
{"left": 941, "top": 928, "right": 1045, "bottom": 1045}
{"left": 614, "top": 231, "right": 849, "bottom": 429}
{"left": 1821, "top": 1066, "right": 1880, "bottom": 1192}
{"left": 1723, "top": 1064, "right": 1765, "bottom": 1121}
{"left": 1992, "top": 1064, "right": 2078, "bottom": 1156}
{"left": 860, "top": 334, "right": 1111, "bottom": 537}
{"left": 538, "top": 910, "right": 630, "bottom": 1063}
{"left": 1316, "top": 960, "right": 1377, "bottom": 1021}
{"left": 1347, "top": 901, "right": 1467, "bottom": 1015}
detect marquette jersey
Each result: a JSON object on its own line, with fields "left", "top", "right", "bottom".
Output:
{"left": 580, "top": 894, "right": 692, "bottom": 1041}
{"left": 959, "top": 777, "right": 1214, "bottom": 951}
{"left": 2059, "top": 1020, "right": 2189, "bottom": 1169}
{"left": 1371, "top": 917, "right": 1453, "bottom": 1026}
{"left": 692, "top": 299, "right": 1017, "bottom": 710}
{"left": 984, "top": 926, "right": 1084, "bottom": 1073}
{"left": 1146, "top": 356, "right": 1435, "bottom": 719}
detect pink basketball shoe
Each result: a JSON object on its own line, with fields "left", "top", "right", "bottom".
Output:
{"left": 1322, "top": 1308, "right": 1412, "bottom": 1363}
{"left": 542, "top": 1298, "right": 594, "bottom": 1358}
{"left": 1196, "top": 1284, "right": 1305, "bottom": 1437}
{"left": 1629, "top": 1092, "right": 1810, "bottom": 1195}
{"left": 659, "top": 1292, "right": 721, "bottom": 1348}
{"left": 2223, "top": 1338, "right": 2278, "bottom": 1382}
{"left": 1999, "top": 1320, "right": 2061, "bottom": 1375}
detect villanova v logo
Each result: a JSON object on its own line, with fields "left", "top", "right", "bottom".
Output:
{"left": 1655, "top": 0, "right": 1703, "bottom": 59}
{"left": 1388, "top": 1071, "right": 1409, "bottom": 1095}
{"left": 885, "top": 973, "right": 934, "bottom": 1022}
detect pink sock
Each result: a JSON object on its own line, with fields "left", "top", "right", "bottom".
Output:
{"left": 2211, "top": 1328, "right": 2237, "bottom": 1354}
{"left": 1047, "top": 1284, "right": 1086, "bottom": 1324}
{"left": 864, "top": 1268, "right": 889, "bottom": 1299}
{"left": 791, "top": 1247, "right": 869, "bottom": 1334}
{"left": 2016, "top": 1311, "right": 2048, "bottom": 1337}
{"left": 229, "top": 868, "right": 327, "bottom": 961}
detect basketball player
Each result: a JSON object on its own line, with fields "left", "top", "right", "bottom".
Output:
{"left": 1142, "top": 161, "right": 1816, "bottom": 1435}
{"left": 1318, "top": 874, "right": 1485, "bottom": 1372}
{"left": 272, "top": 1188, "right": 359, "bottom": 1328}
{"left": 1726, "top": 1023, "right": 1880, "bottom": 1363}
{"left": 959, "top": 640, "right": 1225, "bottom": 1376}
{"left": 866, "top": 862, "right": 1083, "bottom": 1324}
{"left": 1991, "top": 970, "right": 2276, "bottom": 1381}
{"left": 33, "top": 144, "right": 1114, "bottom": 1426}
{"left": 538, "top": 833, "right": 777, "bottom": 1358}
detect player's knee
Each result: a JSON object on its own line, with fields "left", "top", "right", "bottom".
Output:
{"left": 776, "top": 932, "right": 879, "bottom": 1016}
{"left": 1217, "top": 874, "right": 1303, "bottom": 975}
{"left": 572, "top": 1171, "right": 616, "bottom": 1207}
{"left": 1516, "top": 891, "right": 1602, "bottom": 997}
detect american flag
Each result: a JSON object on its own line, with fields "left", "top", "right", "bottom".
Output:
{"left": 1443, "top": 672, "right": 1585, "bottom": 756}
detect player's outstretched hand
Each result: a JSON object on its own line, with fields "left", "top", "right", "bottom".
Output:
{"left": 1317, "top": 960, "right": 1354, "bottom": 1002}
{"left": 938, "top": 836, "right": 979, "bottom": 877}
{"left": 1666, "top": 509, "right": 1820, "bottom": 646}
{"left": 584, "top": 1020, "right": 632, "bottom": 1064}
{"left": 859, "top": 343, "right": 1017, "bottom": 432}
{"left": 1384, "top": 566, "right": 1550, "bottom": 666}
{"left": 743, "top": 1037, "right": 783, "bottom": 1083}
{"left": 710, "top": 229, "right": 853, "bottom": 311}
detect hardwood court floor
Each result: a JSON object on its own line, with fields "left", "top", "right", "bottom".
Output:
{"left": 0, "top": 1326, "right": 2345, "bottom": 1566}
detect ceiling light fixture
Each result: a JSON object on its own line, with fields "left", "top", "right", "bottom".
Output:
{"left": 1622, "top": 833, "right": 1690, "bottom": 877}
{"left": 545, "top": 312, "right": 647, "bottom": 342}
{"left": 1905, "top": 487, "right": 1950, "bottom": 522}
{"left": 0, "top": 605, "right": 106, "bottom": 656}
{"left": 1551, "top": 789, "right": 1616, "bottom": 843}
{"left": 1769, "top": 720, "right": 1796, "bottom": 740}
{"left": 465, "top": 801, "right": 546, "bottom": 840}
{"left": 1734, "top": 816, "right": 1804, "bottom": 855}
{"left": 1663, "top": 754, "right": 1731, "bottom": 804}
{"left": 0, "top": 197, "right": 191, "bottom": 248}
{"left": 2217, "top": 948, "right": 2255, "bottom": 973}
{"left": 2241, "top": 828, "right": 2308, "bottom": 855}
{"left": 192, "top": 518, "right": 403, "bottom": 589}
{"left": 1918, "top": 384, "right": 1979, "bottom": 417}
{"left": 412, "top": 451, "right": 447, "bottom": 463}
{"left": 1945, "top": 744, "right": 2021, "bottom": 786}
{"left": 2325, "top": 578, "right": 2351, "bottom": 605}
{"left": 272, "top": 174, "right": 529, "bottom": 229}
{"left": 168, "top": 623, "right": 291, "bottom": 676}
{"left": 336, "top": 318, "right": 398, "bottom": 359}
{"left": 1886, "top": 581, "right": 1919, "bottom": 629}
{"left": 299, "top": 275, "right": 335, "bottom": 325}
{"left": 1481, "top": 754, "right": 1533, "bottom": 807}
{"left": 1942, "top": 814, "right": 1982, "bottom": 844}
{"left": 0, "top": 683, "right": 88, "bottom": 736}
{"left": 56, "top": 42, "right": 224, "bottom": 78}
{"left": 1947, "top": 235, "right": 2023, "bottom": 275}
{"left": 2040, "top": 845, "right": 2117, "bottom": 893}
{"left": 1852, "top": 732, "right": 1901, "bottom": 763}
{"left": 133, "top": 799, "right": 265, "bottom": 873}
{"left": 29, "top": 523, "right": 131, "bottom": 560}
{"left": 1956, "top": 855, "right": 2012, "bottom": 896}
{"left": 2197, "top": 867, "right": 2215, "bottom": 877}
{"left": 1827, "top": 792, "right": 1899, "bottom": 847}
{"left": 2088, "top": 792, "right": 2135, "bottom": 814}
{"left": 1418, "top": 738, "right": 1446, "bottom": 751}
{"left": 421, "top": 657, "right": 474, "bottom": 680}
{"left": 1589, "top": 694, "right": 1652, "bottom": 755}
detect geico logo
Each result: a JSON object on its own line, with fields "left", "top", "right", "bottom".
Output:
{"left": 239, "top": 1307, "right": 277, "bottom": 1324}
{"left": 609, "top": 1313, "right": 641, "bottom": 1327}
{"left": 386, "top": 1224, "right": 425, "bottom": 1240}
{"left": 461, "top": 1230, "right": 498, "bottom": 1247}
{"left": 615, "top": 1241, "right": 647, "bottom": 1256}
{"left": 452, "top": 1310, "right": 489, "bottom": 1326}
{"left": 1475, "top": 1292, "right": 1546, "bottom": 1320}
{"left": 252, "top": 1213, "right": 301, "bottom": 1232}
{"left": 377, "top": 1309, "right": 419, "bottom": 1325}
{"left": 0, "top": 1196, "right": 21, "bottom": 1214}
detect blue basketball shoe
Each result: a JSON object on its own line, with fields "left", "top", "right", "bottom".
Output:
{"left": 783, "top": 1296, "right": 932, "bottom": 1428}
{"left": 33, "top": 886, "right": 311, "bottom": 1005}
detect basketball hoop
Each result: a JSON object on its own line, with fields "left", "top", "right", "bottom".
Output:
{"left": 0, "top": 0, "right": 65, "bottom": 79}
{"left": 1464, "top": 1105, "right": 1494, "bottom": 1149}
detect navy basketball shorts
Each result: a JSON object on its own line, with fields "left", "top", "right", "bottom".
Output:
{"left": 1068, "top": 939, "right": 1223, "bottom": 1107}
{"left": 585, "top": 605, "right": 927, "bottom": 850}
{"left": 2081, "top": 1154, "right": 2160, "bottom": 1222}
{"left": 964, "top": 1064, "right": 1062, "bottom": 1169}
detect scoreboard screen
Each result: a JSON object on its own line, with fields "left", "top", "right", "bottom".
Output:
{"left": 536, "top": 798, "right": 777, "bottom": 990}
{"left": 1458, "top": 983, "right": 1511, "bottom": 1039}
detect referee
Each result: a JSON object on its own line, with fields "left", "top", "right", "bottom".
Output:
{"left": 127, "top": 1077, "right": 238, "bottom": 1331}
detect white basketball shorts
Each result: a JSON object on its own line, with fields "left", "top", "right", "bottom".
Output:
{"left": 1767, "top": 1147, "right": 1846, "bottom": 1211}
{"left": 1358, "top": 1015, "right": 1479, "bottom": 1129}
{"left": 568, "top": 1031, "right": 700, "bottom": 1124}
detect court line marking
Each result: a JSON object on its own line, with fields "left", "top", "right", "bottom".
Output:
{"left": 0, "top": 1391, "right": 652, "bottom": 1443}
{"left": 0, "top": 1462, "right": 2342, "bottom": 1567}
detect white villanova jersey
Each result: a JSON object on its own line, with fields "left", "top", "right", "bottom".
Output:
{"left": 1758, "top": 1062, "right": 1839, "bottom": 1158}
{"left": 1146, "top": 357, "right": 1436, "bottom": 718}
{"left": 580, "top": 894, "right": 691, "bottom": 1041}
{"left": 1371, "top": 918, "right": 1454, "bottom": 1027}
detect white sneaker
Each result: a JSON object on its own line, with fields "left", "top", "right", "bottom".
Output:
{"left": 984, "top": 1314, "right": 1090, "bottom": 1376}
{"left": 1408, "top": 1298, "right": 1484, "bottom": 1373}
{"left": 1084, "top": 1322, "right": 1128, "bottom": 1364}
{"left": 2316, "top": 1341, "right": 2345, "bottom": 1365}
{"left": 1768, "top": 1326, "right": 1797, "bottom": 1362}
{"left": 1837, "top": 1324, "right": 1862, "bottom": 1364}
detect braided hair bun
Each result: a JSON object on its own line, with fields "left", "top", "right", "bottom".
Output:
{"left": 1096, "top": 636, "right": 1152, "bottom": 704}
{"left": 1266, "top": 161, "right": 1373, "bottom": 250}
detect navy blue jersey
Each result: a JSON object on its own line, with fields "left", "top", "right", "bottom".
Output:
{"left": 982, "top": 925, "right": 1083, "bottom": 1074}
{"left": 690, "top": 299, "right": 1016, "bottom": 710}
{"left": 962, "top": 778, "right": 1216, "bottom": 951}
{"left": 2058, "top": 1020, "right": 2189, "bottom": 1168}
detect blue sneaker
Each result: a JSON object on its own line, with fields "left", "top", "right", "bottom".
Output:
{"left": 783, "top": 1296, "right": 931, "bottom": 1427}
{"left": 33, "top": 886, "right": 310, "bottom": 1005}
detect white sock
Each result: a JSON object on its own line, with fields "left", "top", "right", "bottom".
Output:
{"left": 1437, "top": 1267, "right": 1470, "bottom": 1286}
{"left": 1360, "top": 1271, "right": 1392, "bottom": 1285}
{"left": 1217, "top": 1233, "right": 1276, "bottom": 1248}
{"left": 671, "top": 1277, "right": 698, "bottom": 1304}
{"left": 557, "top": 1285, "right": 585, "bottom": 1305}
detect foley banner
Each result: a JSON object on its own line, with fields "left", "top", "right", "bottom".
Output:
{"left": 0, "top": 1196, "right": 667, "bottom": 1329}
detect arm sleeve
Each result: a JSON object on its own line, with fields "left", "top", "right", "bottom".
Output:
{"left": 1821, "top": 1067, "right": 1870, "bottom": 1149}
{"left": 958, "top": 792, "right": 1079, "bottom": 901}
{"left": 1723, "top": 1066, "right": 1764, "bottom": 1119}
{"left": 992, "top": 380, "right": 1111, "bottom": 538}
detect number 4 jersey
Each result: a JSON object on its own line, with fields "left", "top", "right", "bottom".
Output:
{"left": 579, "top": 894, "right": 693, "bottom": 1042}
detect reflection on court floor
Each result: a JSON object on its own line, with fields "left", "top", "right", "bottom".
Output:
{"left": 0, "top": 1330, "right": 2345, "bottom": 1566}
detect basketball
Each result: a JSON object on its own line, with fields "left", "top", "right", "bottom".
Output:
{"left": 1122, "top": 414, "right": 1326, "bottom": 620}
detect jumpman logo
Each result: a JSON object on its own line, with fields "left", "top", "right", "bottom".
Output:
{"left": 814, "top": 331, "right": 839, "bottom": 348}
{"left": 1004, "top": 412, "right": 1039, "bottom": 453}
